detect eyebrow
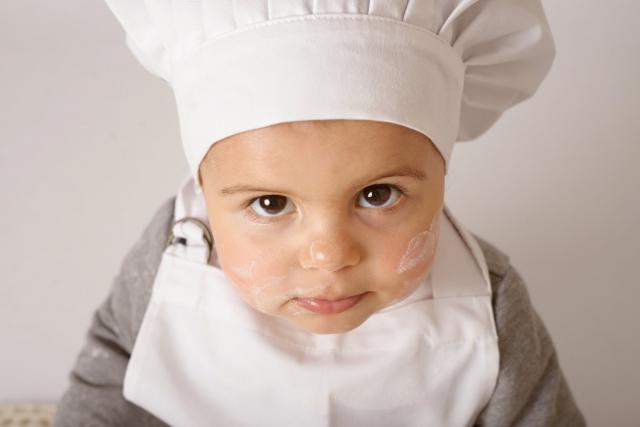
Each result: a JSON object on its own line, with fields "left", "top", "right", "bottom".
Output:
{"left": 219, "top": 165, "right": 428, "bottom": 197}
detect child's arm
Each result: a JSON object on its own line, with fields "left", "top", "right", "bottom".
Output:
{"left": 52, "top": 197, "right": 176, "bottom": 427}
{"left": 474, "top": 236, "right": 587, "bottom": 426}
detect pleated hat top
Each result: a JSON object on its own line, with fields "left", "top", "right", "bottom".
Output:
{"left": 104, "top": 0, "right": 556, "bottom": 188}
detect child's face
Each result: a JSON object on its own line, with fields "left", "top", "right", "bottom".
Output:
{"left": 199, "top": 119, "right": 444, "bottom": 334}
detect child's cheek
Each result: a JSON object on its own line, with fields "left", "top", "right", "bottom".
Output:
{"left": 395, "top": 209, "right": 441, "bottom": 275}
{"left": 218, "top": 246, "right": 290, "bottom": 312}
{"left": 382, "top": 209, "right": 442, "bottom": 303}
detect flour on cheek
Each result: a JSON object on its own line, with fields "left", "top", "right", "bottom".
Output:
{"left": 383, "top": 209, "right": 442, "bottom": 306}
{"left": 396, "top": 209, "right": 442, "bottom": 274}
{"left": 227, "top": 263, "right": 361, "bottom": 318}
{"left": 227, "top": 260, "right": 286, "bottom": 311}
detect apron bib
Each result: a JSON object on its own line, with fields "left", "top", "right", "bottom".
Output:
{"left": 123, "top": 176, "right": 499, "bottom": 427}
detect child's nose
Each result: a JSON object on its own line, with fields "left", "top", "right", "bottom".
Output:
{"left": 299, "top": 235, "right": 360, "bottom": 272}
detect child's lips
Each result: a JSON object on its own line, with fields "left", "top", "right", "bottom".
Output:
{"left": 293, "top": 292, "right": 367, "bottom": 314}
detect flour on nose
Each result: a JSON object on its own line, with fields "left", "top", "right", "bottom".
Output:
{"left": 309, "top": 241, "right": 329, "bottom": 261}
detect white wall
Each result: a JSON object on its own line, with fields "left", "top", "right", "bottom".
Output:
{"left": 1, "top": 1, "right": 638, "bottom": 425}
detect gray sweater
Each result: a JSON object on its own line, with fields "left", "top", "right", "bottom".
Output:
{"left": 52, "top": 196, "right": 587, "bottom": 426}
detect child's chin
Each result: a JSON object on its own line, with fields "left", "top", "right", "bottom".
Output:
{"left": 286, "top": 310, "right": 371, "bottom": 335}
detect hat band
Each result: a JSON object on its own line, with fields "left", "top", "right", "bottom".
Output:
{"left": 171, "top": 14, "right": 465, "bottom": 184}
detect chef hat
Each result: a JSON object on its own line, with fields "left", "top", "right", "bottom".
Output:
{"left": 104, "top": 0, "right": 555, "bottom": 187}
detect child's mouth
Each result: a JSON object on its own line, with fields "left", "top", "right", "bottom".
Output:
{"left": 293, "top": 292, "right": 367, "bottom": 314}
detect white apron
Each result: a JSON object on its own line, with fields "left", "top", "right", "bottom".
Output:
{"left": 123, "top": 176, "right": 500, "bottom": 427}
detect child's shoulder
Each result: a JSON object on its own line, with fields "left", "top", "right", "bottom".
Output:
{"left": 468, "top": 235, "right": 586, "bottom": 425}
{"left": 120, "top": 195, "right": 175, "bottom": 278}
{"left": 470, "top": 232, "right": 512, "bottom": 282}
{"left": 108, "top": 195, "right": 176, "bottom": 339}
{"left": 469, "top": 232, "right": 533, "bottom": 322}
{"left": 140, "top": 195, "right": 176, "bottom": 248}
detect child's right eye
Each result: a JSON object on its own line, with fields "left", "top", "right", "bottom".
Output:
{"left": 247, "top": 195, "right": 294, "bottom": 222}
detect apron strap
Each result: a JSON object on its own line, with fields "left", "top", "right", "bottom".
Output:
{"left": 165, "top": 174, "right": 215, "bottom": 264}
{"left": 430, "top": 204, "right": 493, "bottom": 298}
{"left": 165, "top": 216, "right": 213, "bottom": 264}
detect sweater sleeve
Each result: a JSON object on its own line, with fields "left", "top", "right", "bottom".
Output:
{"left": 52, "top": 196, "right": 176, "bottom": 427}
{"left": 473, "top": 236, "right": 587, "bottom": 426}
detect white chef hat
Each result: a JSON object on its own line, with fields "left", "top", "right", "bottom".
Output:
{"left": 104, "top": 0, "right": 555, "bottom": 188}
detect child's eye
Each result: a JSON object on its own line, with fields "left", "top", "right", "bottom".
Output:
{"left": 244, "top": 183, "right": 406, "bottom": 224}
{"left": 246, "top": 195, "right": 295, "bottom": 223}
{"left": 356, "top": 184, "right": 404, "bottom": 210}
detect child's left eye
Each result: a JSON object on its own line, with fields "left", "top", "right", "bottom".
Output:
{"left": 244, "top": 183, "right": 406, "bottom": 224}
{"left": 356, "top": 184, "right": 404, "bottom": 210}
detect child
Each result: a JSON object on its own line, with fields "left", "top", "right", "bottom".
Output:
{"left": 53, "top": 1, "right": 586, "bottom": 426}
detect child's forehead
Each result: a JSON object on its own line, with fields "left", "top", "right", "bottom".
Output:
{"left": 206, "top": 119, "right": 433, "bottom": 164}
{"left": 202, "top": 121, "right": 444, "bottom": 193}
{"left": 200, "top": 120, "right": 441, "bottom": 192}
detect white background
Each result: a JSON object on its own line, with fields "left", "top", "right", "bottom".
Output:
{"left": 1, "top": 1, "right": 639, "bottom": 425}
